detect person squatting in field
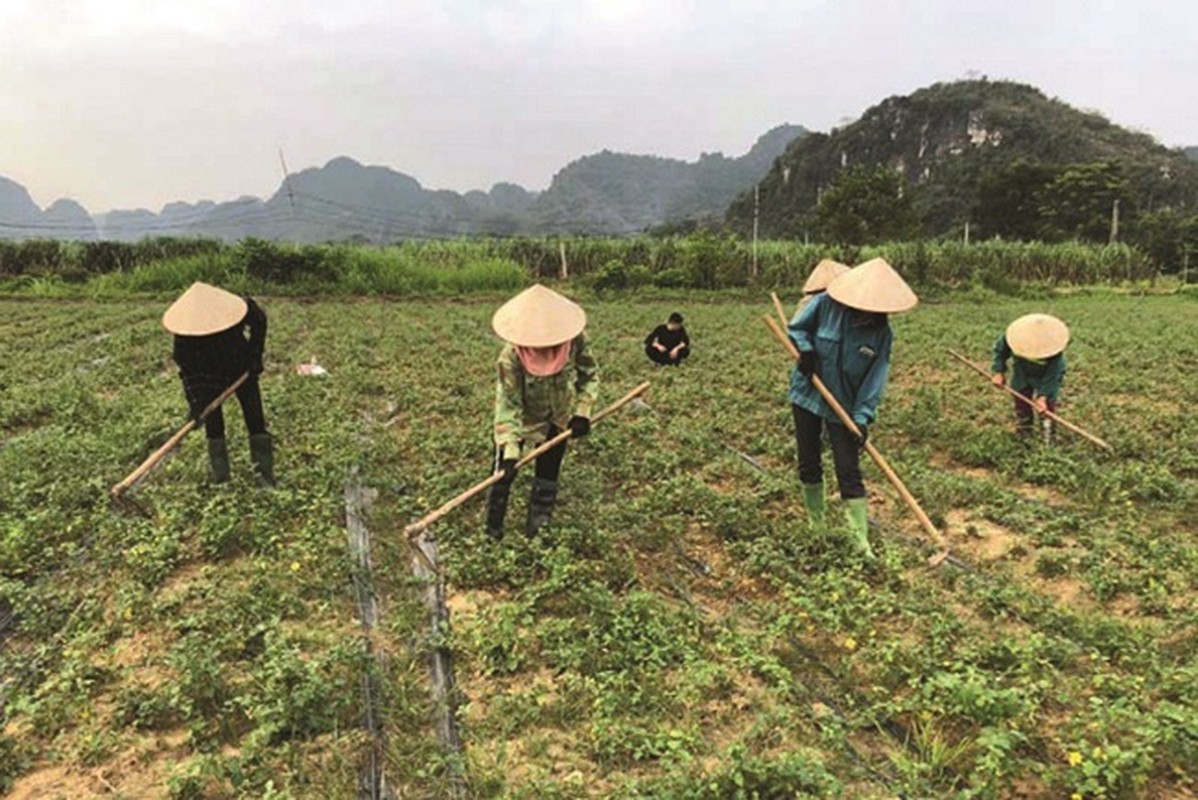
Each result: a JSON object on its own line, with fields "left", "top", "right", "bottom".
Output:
{"left": 991, "top": 313, "right": 1069, "bottom": 443}
{"left": 792, "top": 258, "right": 849, "bottom": 318}
{"left": 486, "top": 284, "right": 600, "bottom": 539}
{"left": 644, "top": 312, "right": 691, "bottom": 366}
{"left": 788, "top": 258, "right": 918, "bottom": 560}
{"left": 163, "top": 281, "right": 274, "bottom": 486}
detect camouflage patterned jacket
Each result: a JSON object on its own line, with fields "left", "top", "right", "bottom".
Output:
{"left": 493, "top": 333, "right": 600, "bottom": 460}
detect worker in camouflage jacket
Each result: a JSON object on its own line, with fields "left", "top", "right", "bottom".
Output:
{"left": 487, "top": 284, "right": 600, "bottom": 539}
{"left": 162, "top": 281, "right": 274, "bottom": 486}
{"left": 991, "top": 313, "right": 1069, "bottom": 442}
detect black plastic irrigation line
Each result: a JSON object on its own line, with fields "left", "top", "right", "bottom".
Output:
{"left": 635, "top": 396, "right": 770, "bottom": 477}
{"left": 655, "top": 552, "right": 902, "bottom": 794}
{"left": 783, "top": 636, "right": 915, "bottom": 793}
{"left": 723, "top": 442, "right": 769, "bottom": 474}
{"left": 344, "top": 469, "right": 393, "bottom": 800}
{"left": 0, "top": 597, "right": 13, "bottom": 716}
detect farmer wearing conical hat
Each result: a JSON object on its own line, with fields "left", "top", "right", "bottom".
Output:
{"left": 487, "top": 284, "right": 600, "bottom": 539}
{"left": 163, "top": 282, "right": 273, "bottom": 485}
{"left": 787, "top": 258, "right": 917, "bottom": 559}
{"left": 991, "top": 314, "right": 1069, "bottom": 442}
{"left": 794, "top": 259, "right": 850, "bottom": 317}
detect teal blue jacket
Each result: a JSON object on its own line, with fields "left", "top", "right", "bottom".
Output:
{"left": 991, "top": 335, "right": 1066, "bottom": 400}
{"left": 787, "top": 293, "right": 893, "bottom": 427}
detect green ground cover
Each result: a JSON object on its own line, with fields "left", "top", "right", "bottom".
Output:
{"left": 1, "top": 291, "right": 1194, "bottom": 798}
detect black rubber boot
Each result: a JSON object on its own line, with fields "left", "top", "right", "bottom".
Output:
{"left": 207, "top": 438, "right": 230, "bottom": 484}
{"left": 525, "top": 478, "right": 559, "bottom": 537}
{"left": 249, "top": 433, "right": 275, "bottom": 487}
{"left": 485, "top": 481, "right": 512, "bottom": 540}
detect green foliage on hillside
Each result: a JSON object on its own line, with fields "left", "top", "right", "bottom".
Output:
{"left": 729, "top": 80, "right": 1198, "bottom": 250}
{"left": 811, "top": 166, "right": 919, "bottom": 245}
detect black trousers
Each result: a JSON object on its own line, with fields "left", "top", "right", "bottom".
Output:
{"left": 792, "top": 403, "right": 865, "bottom": 500}
{"left": 182, "top": 373, "right": 268, "bottom": 440}
{"left": 493, "top": 425, "right": 567, "bottom": 485}
{"left": 645, "top": 346, "right": 688, "bottom": 366}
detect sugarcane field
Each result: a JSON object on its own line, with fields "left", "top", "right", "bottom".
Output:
{"left": 0, "top": 273, "right": 1195, "bottom": 798}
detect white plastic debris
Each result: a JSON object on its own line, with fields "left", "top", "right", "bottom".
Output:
{"left": 297, "top": 356, "right": 328, "bottom": 377}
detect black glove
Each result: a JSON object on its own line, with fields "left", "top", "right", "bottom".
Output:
{"left": 797, "top": 350, "right": 818, "bottom": 377}
{"left": 497, "top": 458, "right": 518, "bottom": 481}
{"left": 250, "top": 353, "right": 264, "bottom": 376}
{"left": 854, "top": 421, "right": 869, "bottom": 451}
{"left": 568, "top": 415, "right": 591, "bottom": 438}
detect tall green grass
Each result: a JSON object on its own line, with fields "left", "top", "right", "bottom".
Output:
{"left": 0, "top": 235, "right": 1158, "bottom": 297}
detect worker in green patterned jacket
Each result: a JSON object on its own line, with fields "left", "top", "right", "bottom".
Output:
{"left": 788, "top": 258, "right": 918, "bottom": 560}
{"left": 486, "top": 284, "right": 600, "bottom": 539}
{"left": 991, "top": 313, "right": 1069, "bottom": 442}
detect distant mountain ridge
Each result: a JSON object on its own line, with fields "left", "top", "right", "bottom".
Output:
{"left": 728, "top": 80, "right": 1198, "bottom": 239}
{"left": 1, "top": 125, "right": 805, "bottom": 242}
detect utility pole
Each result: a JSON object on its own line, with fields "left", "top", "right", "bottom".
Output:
{"left": 1109, "top": 198, "right": 1120, "bottom": 245}
{"left": 752, "top": 184, "right": 760, "bottom": 279}
{"left": 278, "top": 149, "right": 296, "bottom": 214}
{"left": 964, "top": 220, "right": 970, "bottom": 245}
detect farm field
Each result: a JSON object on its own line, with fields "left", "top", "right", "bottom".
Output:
{"left": 1, "top": 290, "right": 1196, "bottom": 799}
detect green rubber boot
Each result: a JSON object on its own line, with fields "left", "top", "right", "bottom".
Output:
{"left": 801, "top": 482, "right": 826, "bottom": 526}
{"left": 206, "top": 438, "right": 230, "bottom": 484}
{"left": 844, "top": 498, "right": 876, "bottom": 560}
{"left": 249, "top": 433, "right": 275, "bottom": 487}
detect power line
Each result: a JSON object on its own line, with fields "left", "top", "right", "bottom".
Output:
{"left": 0, "top": 184, "right": 658, "bottom": 242}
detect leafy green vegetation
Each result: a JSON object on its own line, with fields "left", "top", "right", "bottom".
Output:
{"left": 730, "top": 79, "right": 1198, "bottom": 261}
{"left": 0, "top": 234, "right": 1172, "bottom": 303}
{"left": 1, "top": 291, "right": 1195, "bottom": 797}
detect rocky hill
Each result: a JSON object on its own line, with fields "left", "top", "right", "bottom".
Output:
{"left": 532, "top": 124, "right": 806, "bottom": 235}
{"left": 728, "top": 80, "right": 1198, "bottom": 239}
{"left": 1, "top": 125, "right": 805, "bottom": 242}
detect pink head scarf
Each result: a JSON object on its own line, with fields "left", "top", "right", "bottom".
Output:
{"left": 516, "top": 341, "right": 571, "bottom": 376}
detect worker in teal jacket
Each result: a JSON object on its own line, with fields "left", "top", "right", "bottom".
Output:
{"left": 991, "top": 313, "right": 1069, "bottom": 442}
{"left": 787, "top": 258, "right": 918, "bottom": 559}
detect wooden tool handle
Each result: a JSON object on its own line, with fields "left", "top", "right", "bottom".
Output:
{"left": 763, "top": 314, "right": 945, "bottom": 548}
{"left": 110, "top": 372, "right": 250, "bottom": 497}
{"left": 947, "top": 349, "right": 1112, "bottom": 452}
{"left": 403, "top": 381, "right": 651, "bottom": 538}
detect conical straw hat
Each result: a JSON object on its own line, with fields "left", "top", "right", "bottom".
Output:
{"left": 1006, "top": 313, "right": 1069, "bottom": 359}
{"left": 492, "top": 284, "right": 587, "bottom": 347}
{"left": 802, "top": 259, "right": 850, "bottom": 294}
{"left": 162, "top": 282, "right": 248, "bottom": 336}
{"left": 827, "top": 257, "right": 918, "bottom": 314}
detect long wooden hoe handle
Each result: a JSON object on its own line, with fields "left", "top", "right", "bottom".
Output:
{"left": 770, "top": 292, "right": 791, "bottom": 328}
{"left": 110, "top": 372, "right": 250, "bottom": 498}
{"left": 946, "top": 349, "right": 1112, "bottom": 452}
{"left": 764, "top": 311, "right": 948, "bottom": 562}
{"left": 403, "top": 381, "right": 651, "bottom": 538}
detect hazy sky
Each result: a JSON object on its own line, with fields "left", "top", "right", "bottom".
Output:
{"left": 1, "top": 0, "right": 1194, "bottom": 212}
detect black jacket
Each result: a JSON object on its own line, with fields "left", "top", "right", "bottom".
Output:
{"left": 644, "top": 324, "right": 689, "bottom": 352}
{"left": 173, "top": 297, "right": 267, "bottom": 384}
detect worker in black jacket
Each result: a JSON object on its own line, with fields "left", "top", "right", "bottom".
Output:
{"left": 162, "top": 282, "right": 273, "bottom": 485}
{"left": 644, "top": 312, "right": 690, "bottom": 366}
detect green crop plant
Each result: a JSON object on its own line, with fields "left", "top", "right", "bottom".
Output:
{"left": 0, "top": 290, "right": 1194, "bottom": 797}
